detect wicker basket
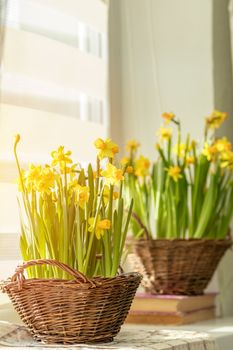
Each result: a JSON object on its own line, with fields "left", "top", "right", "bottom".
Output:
{"left": 131, "top": 238, "right": 232, "bottom": 295}
{"left": 1, "top": 259, "right": 142, "bottom": 344}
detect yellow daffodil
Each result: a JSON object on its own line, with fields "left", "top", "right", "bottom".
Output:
{"left": 120, "top": 156, "right": 130, "bottom": 165}
{"left": 25, "top": 164, "right": 42, "bottom": 183}
{"left": 126, "top": 139, "right": 140, "bottom": 152}
{"left": 135, "top": 155, "right": 150, "bottom": 177}
{"left": 205, "top": 110, "right": 227, "bottom": 129}
{"left": 103, "top": 185, "right": 119, "bottom": 205}
{"left": 36, "top": 181, "right": 51, "bottom": 195}
{"left": 126, "top": 165, "right": 134, "bottom": 174}
{"left": 88, "top": 216, "right": 111, "bottom": 240}
{"left": 214, "top": 137, "right": 232, "bottom": 153}
{"left": 68, "top": 178, "right": 78, "bottom": 190}
{"left": 94, "top": 138, "right": 119, "bottom": 160}
{"left": 41, "top": 166, "right": 57, "bottom": 187}
{"left": 220, "top": 151, "right": 233, "bottom": 170}
{"left": 101, "top": 163, "right": 124, "bottom": 185}
{"left": 113, "top": 191, "right": 119, "bottom": 199}
{"left": 24, "top": 164, "right": 42, "bottom": 191}
{"left": 162, "top": 112, "right": 175, "bottom": 123}
{"left": 158, "top": 127, "right": 172, "bottom": 141}
{"left": 186, "top": 156, "right": 195, "bottom": 165}
{"left": 93, "top": 168, "right": 103, "bottom": 180}
{"left": 36, "top": 166, "right": 57, "bottom": 195}
{"left": 51, "top": 146, "right": 72, "bottom": 168}
{"left": 60, "top": 163, "right": 77, "bottom": 176}
{"left": 167, "top": 166, "right": 182, "bottom": 182}
{"left": 202, "top": 142, "right": 218, "bottom": 161}
{"left": 74, "top": 184, "right": 90, "bottom": 209}
{"left": 120, "top": 157, "right": 134, "bottom": 173}
{"left": 173, "top": 143, "right": 186, "bottom": 158}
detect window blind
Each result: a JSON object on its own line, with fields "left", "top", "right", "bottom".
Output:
{"left": 0, "top": 0, "right": 109, "bottom": 274}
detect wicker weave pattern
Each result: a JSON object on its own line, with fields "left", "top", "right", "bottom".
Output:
{"left": 1, "top": 259, "right": 142, "bottom": 344}
{"left": 133, "top": 239, "right": 231, "bottom": 295}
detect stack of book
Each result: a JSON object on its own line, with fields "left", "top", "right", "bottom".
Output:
{"left": 126, "top": 293, "right": 216, "bottom": 325}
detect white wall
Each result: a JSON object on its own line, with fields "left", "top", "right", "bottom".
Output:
{"left": 109, "top": 0, "right": 233, "bottom": 156}
{"left": 110, "top": 0, "right": 214, "bottom": 158}
{"left": 109, "top": 0, "right": 233, "bottom": 315}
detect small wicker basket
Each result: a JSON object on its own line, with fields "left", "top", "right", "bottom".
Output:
{"left": 131, "top": 238, "right": 232, "bottom": 295}
{"left": 1, "top": 259, "right": 142, "bottom": 344}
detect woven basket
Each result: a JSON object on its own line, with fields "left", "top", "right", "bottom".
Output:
{"left": 1, "top": 259, "right": 142, "bottom": 344}
{"left": 131, "top": 238, "right": 232, "bottom": 295}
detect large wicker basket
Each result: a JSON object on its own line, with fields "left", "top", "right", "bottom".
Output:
{"left": 1, "top": 259, "right": 142, "bottom": 344}
{"left": 131, "top": 238, "right": 231, "bottom": 295}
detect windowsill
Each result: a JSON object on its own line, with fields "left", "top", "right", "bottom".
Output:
{"left": 124, "top": 317, "right": 233, "bottom": 350}
{"left": 0, "top": 295, "right": 22, "bottom": 324}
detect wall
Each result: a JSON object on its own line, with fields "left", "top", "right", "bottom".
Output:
{"left": 109, "top": 0, "right": 233, "bottom": 315}
{"left": 110, "top": 0, "right": 216, "bottom": 158}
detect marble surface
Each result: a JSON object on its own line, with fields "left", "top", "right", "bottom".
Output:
{"left": 0, "top": 321, "right": 217, "bottom": 350}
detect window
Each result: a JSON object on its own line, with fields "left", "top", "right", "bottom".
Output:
{"left": 0, "top": 0, "right": 109, "bottom": 280}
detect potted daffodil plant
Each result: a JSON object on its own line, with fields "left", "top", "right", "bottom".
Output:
{"left": 123, "top": 111, "right": 233, "bottom": 295}
{"left": 1, "top": 136, "right": 141, "bottom": 344}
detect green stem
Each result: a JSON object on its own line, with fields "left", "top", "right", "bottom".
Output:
{"left": 83, "top": 186, "right": 104, "bottom": 274}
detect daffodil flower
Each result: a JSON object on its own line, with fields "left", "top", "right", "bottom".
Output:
{"left": 51, "top": 146, "right": 72, "bottom": 168}
{"left": 173, "top": 143, "right": 186, "bottom": 158}
{"left": 186, "top": 156, "right": 195, "bottom": 165}
{"left": 134, "top": 155, "right": 150, "bottom": 177}
{"left": 88, "top": 216, "right": 111, "bottom": 240}
{"left": 94, "top": 138, "right": 119, "bottom": 160}
{"left": 60, "top": 163, "right": 77, "bottom": 176}
{"left": 36, "top": 166, "right": 57, "bottom": 195}
{"left": 101, "top": 163, "right": 124, "bottom": 185}
{"left": 158, "top": 127, "right": 172, "bottom": 141}
{"left": 93, "top": 168, "right": 103, "bottom": 180}
{"left": 205, "top": 110, "right": 227, "bottom": 129}
{"left": 120, "top": 157, "right": 134, "bottom": 174}
{"left": 120, "top": 156, "right": 130, "bottom": 166}
{"left": 214, "top": 137, "right": 231, "bottom": 153}
{"left": 167, "top": 166, "right": 182, "bottom": 182}
{"left": 220, "top": 150, "right": 233, "bottom": 170}
{"left": 24, "top": 164, "right": 42, "bottom": 191}
{"left": 74, "top": 184, "right": 90, "bottom": 209}
{"left": 162, "top": 112, "right": 175, "bottom": 123}
{"left": 126, "top": 165, "right": 134, "bottom": 174}
{"left": 202, "top": 143, "right": 218, "bottom": 161}
{"left": 126, "top": 139, "right": 140, "bottom": 152}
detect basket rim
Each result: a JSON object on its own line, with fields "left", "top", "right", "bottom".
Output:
{"left": 134, "top": 237, "right": 232, "bottom": 244}
{"left": 1, "top": 271, "right": 142, "bottom": 292}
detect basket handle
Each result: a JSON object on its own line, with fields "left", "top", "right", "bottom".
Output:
{"left": 11, "top": 259, "right": 96, "bottom": 290}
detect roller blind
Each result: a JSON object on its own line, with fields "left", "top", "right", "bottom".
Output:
{"left": 0, "top": 0, "right": 109, "bottom": 276}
